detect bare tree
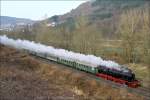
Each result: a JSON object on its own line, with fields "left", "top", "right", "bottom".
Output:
{"left": 118, "top": 6, "right": 150, "bottom": 64}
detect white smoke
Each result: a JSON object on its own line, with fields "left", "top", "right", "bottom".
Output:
{"left": 0, "top": 35, "right": 121, "bottom": 70}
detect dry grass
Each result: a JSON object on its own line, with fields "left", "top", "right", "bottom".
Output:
{"left": 0, "top": 45, "right": 81, "bottom": 100}
{"left": 127, "top": 63, "right": 150, "bottom": 88}
{"left": 0, "top": 45, "right": 145, "bottom": 100}
{"left": 37, "top": 63, "right": 144, "bottom": 100}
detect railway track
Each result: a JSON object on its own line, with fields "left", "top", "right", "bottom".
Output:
{"left": 31, "top": 54, "right": 150, "bottom": 100}
{"left": 130, "top": 87, "right": 150, "bottom": 99}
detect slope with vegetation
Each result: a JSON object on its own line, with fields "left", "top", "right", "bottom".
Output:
{"left": 0, "top": 45, "right": 146, "bottom": 100}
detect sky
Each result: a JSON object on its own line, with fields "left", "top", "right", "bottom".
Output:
{"left": 1, "top": 1, "right": 87, "bottom": 20}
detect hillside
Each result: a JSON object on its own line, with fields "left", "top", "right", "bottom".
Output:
{"left": 48, "top": 0, "right": 148, "bottom": 24}
{"left": 42, "top": 0, "right": 149, "bottom": 38}
{"left": 0, "top": 45, "right": 82, "bottom": 100}
{"left": 0, "top": 45, "right": 146, "bottom": 100}
{"left": 0, "top": 16, "right": 34, "bottom": 30}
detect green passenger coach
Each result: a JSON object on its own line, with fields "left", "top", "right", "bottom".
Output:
{"left": 28, "top": 50, "right": 98, "bottom": 74}
{"left": 57, "top": 57, "right": 98, "bottom": 74}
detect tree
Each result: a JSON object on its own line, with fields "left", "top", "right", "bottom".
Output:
{"left": 118, "top": 6, "right": 150, "bottom": 64}
{"left": 59, "top": 25, "right": 72, "bottom": 50}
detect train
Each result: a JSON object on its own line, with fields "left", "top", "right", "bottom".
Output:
{"left": 0, "top": 35, "right": 140, "bottom": 88}
{"left": 26, "top": 50, "right": 140, "bottom": 88}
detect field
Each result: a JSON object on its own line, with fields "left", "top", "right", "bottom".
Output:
{"left": 0, "top": 45, "right": 148, "bottom": 100}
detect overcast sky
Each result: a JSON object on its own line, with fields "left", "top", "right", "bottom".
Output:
{"left": 1, "top": 1, "right": 87, "bottom": 20}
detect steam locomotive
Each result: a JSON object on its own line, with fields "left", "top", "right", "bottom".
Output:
{"left": 96, "top": 65, "right": 140, "bottom": 87}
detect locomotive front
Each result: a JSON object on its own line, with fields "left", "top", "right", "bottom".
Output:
{"left": 96, "top": 65, "right": 140, "bottom": 88}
